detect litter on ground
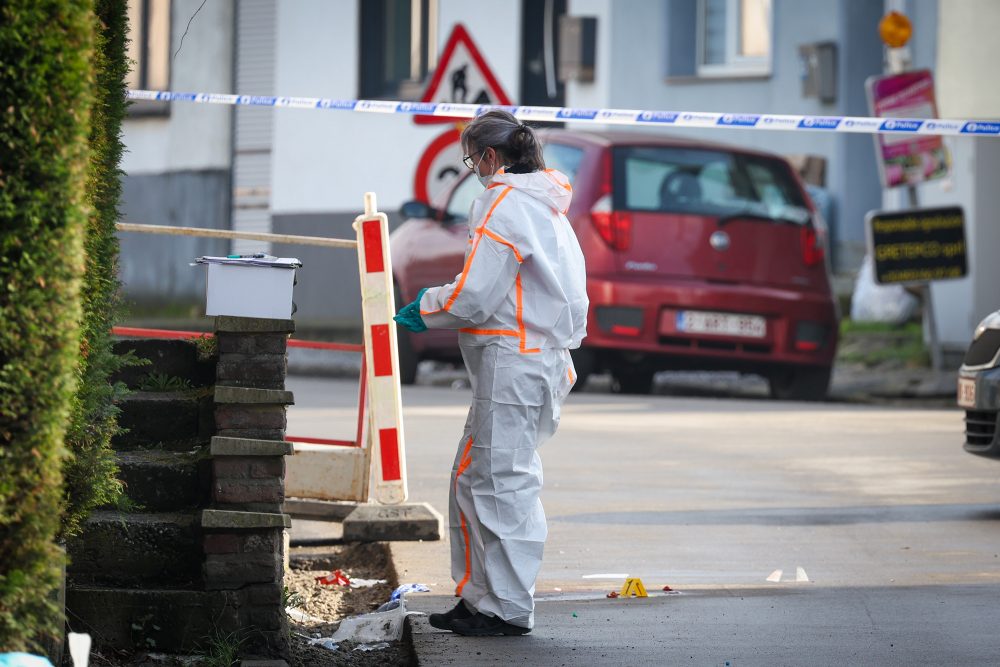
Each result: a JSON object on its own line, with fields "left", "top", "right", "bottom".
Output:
{"left": 315, "top": 569, "right": 351, "bottom": 586}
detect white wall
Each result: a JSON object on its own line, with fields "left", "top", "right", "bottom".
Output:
{"left": 122, "top": 0, "right": 234, "bottom": 174}
{"left": 270, "top": 0, "right": 521, "bottom": 214}
{"left": 923, "top": 0, "right": 1000, "bottom": 347}
{"left": 564, "top": 0, "right": 613, "bottom": 115}
{"left": 937, "top": 0, "right": 1000, "bottom": 120}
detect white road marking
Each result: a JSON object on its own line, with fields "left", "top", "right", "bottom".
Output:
{"left": 796, "top": 567, "right": 810, "bottom": 582}
{"left": 766, "top": 569, "right": 783, "bottom": 582}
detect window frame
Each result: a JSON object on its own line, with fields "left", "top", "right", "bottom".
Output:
{"left": 358, "top": 0, "right": 438, "bottom": 101}
{"left": 126, "top": 0, "right": 172, "bottom": 117}
{"left": 695, "top": 0, "right": 772, "bottom": 78}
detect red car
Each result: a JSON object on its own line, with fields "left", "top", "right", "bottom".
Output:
{"left": 391, "top": 129, "right": 839, "bottom": 399}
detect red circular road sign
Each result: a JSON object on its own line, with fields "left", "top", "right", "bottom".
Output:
{"left": 413, "top": 127, "right": 463, "bottom": 204}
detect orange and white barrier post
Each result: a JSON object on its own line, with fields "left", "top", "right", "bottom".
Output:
{"left": 354, "top": 192, "right": 408, "bottom": 505}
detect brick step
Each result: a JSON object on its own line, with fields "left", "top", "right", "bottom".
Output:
{"left": 115, "top": 449, "right": 210, "bottom": 512}
{"left": 66, "top": 585, "right": 286, "bottom": 654}
{"left": 112, "top": 338, "right": 215, "bottom": 390}
{"left": 67, "top": 511, "right": 201, "bottom": 588}
{"left": 113, "top": 390, "right": 214, "bottom": 450}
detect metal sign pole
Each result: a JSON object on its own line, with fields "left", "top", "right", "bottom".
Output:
{"left": 904, "top": 183, "right": 942, "bottom": 371}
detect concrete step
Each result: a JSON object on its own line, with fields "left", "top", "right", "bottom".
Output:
{"left": 67, "top": 511, "right": 201, "bottom": 588}
{"left": 113, "top": 390, "right": 214, "bottom": 450}
{"left": 66, "top": 587, "right": 226, "bottom": 653}
{"left": 115, "top": 449, "right": 210, "bottom": 512}
{"left": 65, "top": 584, "right": 286, "bottom": 655}
{"left": 113, "top": 338, "right": 216, "bottom": 390}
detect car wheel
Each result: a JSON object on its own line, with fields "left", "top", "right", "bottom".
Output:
{"left": 394, "top": 287, "right": 419, "bottom": 385}
{"left": 768, "top": 366, "right": 831, "bottom": 401}
{"left": 569, "top": 347, "right": 596, "bottom": 392}
{"left": 612, "top": 366, "right": 656, "bottom": 395}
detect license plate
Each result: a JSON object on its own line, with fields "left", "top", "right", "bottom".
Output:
{"left": 676, "top": 311, "right": 766, "bottom": 338}
{"left": 957, "top": 377, "right": 976, "bottom": 408}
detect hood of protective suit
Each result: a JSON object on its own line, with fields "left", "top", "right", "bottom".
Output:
{"left": 491, "top": 169, "right": 572, "bottom": 214}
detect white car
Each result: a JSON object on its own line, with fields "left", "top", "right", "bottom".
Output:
{"left": 958, "top": 310, "right": 1000, "bottom": 457}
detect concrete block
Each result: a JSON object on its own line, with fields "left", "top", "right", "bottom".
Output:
{"left": 212, "top": 436, "right": 293, "bottom": 457}
{"left": 215, "top": 404, "right": 287, "bottom": 431}
{"left": 215, "top": 317, "right": 295, "bottom": 333}
{"left": 283, "top": 498, "right": 358, "bottom": 521}
{"left": 285, "top": 443, "right": 367, "bottom": 501}
{"left": 214, "top": 480, "right": 283, "bottom": 507}
{"left": 247, "top": 607, "right": 283, "bottom": 631}
{"left": 215, "top": 385, "right": 295, "bottom": 405}
{"left": 204, "top": 553, "right": 281, "bottom": 586}
{"left": 202, "top": 509, "right": 291, "bottom": 530}
{"left": 218, "top": 333, "right": 289, "bottom": 355}
{"left": 342, "top": 502, "right": 443, "bottom": 542}
{"left": 241, "top": 532, "right": 280, "bottom": 554}
{"left": 216, "top": 356, "right": 287, "bottom": 390}
{"left": 203, "top": 533, "right": 241, "bottom": 554}
{"left": 247, "top": 583, "right": 283, "bottom": 605}
{"left": 217, "top": 428, "right": 286, "bottom": 441}
{"left": 214, "top": 457, "right": 285, "bottom": 480}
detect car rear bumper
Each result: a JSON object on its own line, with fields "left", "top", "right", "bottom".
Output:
{"left": 583, "top": 276, "right": 839, "bottom": 370}
{"left": 958, "top": 366, "right": 1000, "bottom": 458}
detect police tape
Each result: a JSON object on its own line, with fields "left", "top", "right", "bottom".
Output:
{"left": 127, "top": 89, "right": 1000, "bottom": 137}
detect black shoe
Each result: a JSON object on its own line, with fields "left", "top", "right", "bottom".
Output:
{"left": 428, "top": 600, "right": 474, "bottom": 630}
{"left": 450, "top": 612, "right": 531, "bottom": 637}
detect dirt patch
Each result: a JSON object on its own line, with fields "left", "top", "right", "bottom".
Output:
{"left": 288, "top": 542, "right": 416, "bottom": 667}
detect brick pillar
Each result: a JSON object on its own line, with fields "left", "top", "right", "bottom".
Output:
{"left": 203, "top": 317, "right": 295, "bottom": 660}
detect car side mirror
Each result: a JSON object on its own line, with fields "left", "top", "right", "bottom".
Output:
{"left": 400, "top": 200, "right": 434, "bottom": 220}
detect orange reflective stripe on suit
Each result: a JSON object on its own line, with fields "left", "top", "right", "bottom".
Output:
{"left": 442, "top": 187, "right": 514, "bottom": 313}
{"left": 454, "top": 436, "right": 475, "bottom": 596}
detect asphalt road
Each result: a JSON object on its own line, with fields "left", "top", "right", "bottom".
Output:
{"left": 286, "top": 374, "right": 1000, "bottom": 666}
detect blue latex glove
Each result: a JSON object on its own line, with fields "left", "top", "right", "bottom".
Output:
{"left": 393, "top": 288, "right": 428, "bottom": 333}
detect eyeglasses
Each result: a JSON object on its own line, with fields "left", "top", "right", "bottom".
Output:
{"left": 462, "top": 149, "right": 486, "bottom": 170}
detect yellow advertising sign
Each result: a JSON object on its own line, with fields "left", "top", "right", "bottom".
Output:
{"left": 866, "top": 207, "right": 966, "bottom": 285}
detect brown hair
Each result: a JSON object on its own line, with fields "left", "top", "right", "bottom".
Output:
{"left": 461, "top": 110, "right": 545, "bottom": 173}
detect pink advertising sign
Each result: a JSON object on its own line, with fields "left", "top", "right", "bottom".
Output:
{"left": 865, "top": 69, "right": 950, "bottom": 188}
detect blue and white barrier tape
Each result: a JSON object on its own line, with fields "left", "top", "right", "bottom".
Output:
{"left": 127, "top": 89, "right": 1000, "bottom": 137}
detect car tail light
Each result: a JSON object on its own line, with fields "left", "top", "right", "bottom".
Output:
{"left": 795, "top": 321, "right": 828, "bottom": 352}
{"left": 800, "top": 225, "right": 824, "bottom": 267}
{"left": 591, "top": 195, "right": 632, "bottom": 251}
{"left": 589, "top": 151, "right": 632, "bottom": 251}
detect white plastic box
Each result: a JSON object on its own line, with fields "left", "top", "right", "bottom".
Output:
{"left": 204, "top": 262, "right": 297, "bottom": 320}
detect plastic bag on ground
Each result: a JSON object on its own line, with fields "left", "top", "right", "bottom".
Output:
{"left": 850, "top": 255, "right": 919, "bottom": 324}
{"left": 304, "top": 637, "right": 339, "bottom": 651}
{"left": 390, "top": 583, "right": 431, "bottom": 601}
{"left": 350, "top": 577, "right": 388, "bottom": 588}
{"left": 354, "top": 643, "right": 390, "bottom": 652}
{"left": 331, "top": 599, "right": 422, "bottom": 644}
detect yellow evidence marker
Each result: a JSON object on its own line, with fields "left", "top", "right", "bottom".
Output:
{"left": 619, "top": 577, "right": 648, "bottom": 598}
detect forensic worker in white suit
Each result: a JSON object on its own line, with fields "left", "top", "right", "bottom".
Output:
{"left": 394, "top": 110, "right": 588, "bottom": 636}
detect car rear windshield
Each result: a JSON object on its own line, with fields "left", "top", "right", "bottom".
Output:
{"left": 613, "top": 146, "right": 811, "bottom": 224}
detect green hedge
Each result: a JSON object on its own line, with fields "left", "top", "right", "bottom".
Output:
{"left": 62, "top": 0, "right": 129, "bottom": 541}
{"left": 0, "top": 0, "right": 95, "bottom": 652}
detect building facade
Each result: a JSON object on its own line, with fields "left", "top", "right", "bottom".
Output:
{"left": 119, "top": 0, "right": 997, "bottom": 358}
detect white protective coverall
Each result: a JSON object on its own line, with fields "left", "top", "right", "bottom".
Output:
{"left": 419, "top": 168, "right": 588, "bottom": 628}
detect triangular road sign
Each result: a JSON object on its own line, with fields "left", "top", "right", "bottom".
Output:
{"left": 414, "top": 24, "right": 513, "bottom": 125}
